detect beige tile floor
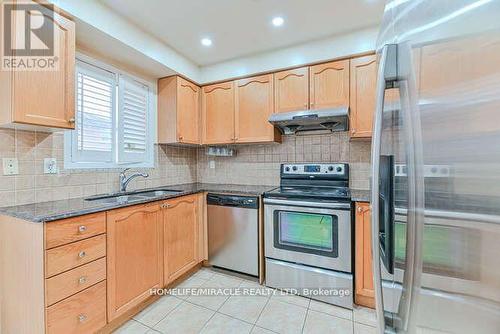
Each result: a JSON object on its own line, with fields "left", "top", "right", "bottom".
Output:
{"left": 114, "top": 267, "right": 377, "bottom": 334}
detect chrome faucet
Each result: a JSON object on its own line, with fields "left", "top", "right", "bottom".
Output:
{"left": 119, "top": 168, "right": 149, "bottom": 192}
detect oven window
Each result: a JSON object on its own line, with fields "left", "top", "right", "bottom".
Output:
{"left": 273, "top": 211, "right": 338, "bottom": 258}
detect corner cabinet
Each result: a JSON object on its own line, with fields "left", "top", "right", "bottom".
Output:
{"left": 349, "top": 55, "right": 377, "bottom": 138}
{"left": 202, "top": 82, "right": 235, "bottom": 144}
{"left": 106, "top": 203, "right": 163, "bottom": 321}
{"left": 235, "top": 74, "right": 281, "bottom": 143}
{"left": 158, "top": 76, "right": 201, "bottom": 145}
{"left": 163, "top": 194, "right": 200, "bottom": 285}
{"left": 354, "top": 202, "right": 375, "bottom": 308}
{"left": 309, "top": 60, "right": 350, "bottom": 110}
{"left": 274, "top": 67, "right": 309, "bottom": 113}
{"left": 0, "top": 1, "right": 75, "bottom": 130}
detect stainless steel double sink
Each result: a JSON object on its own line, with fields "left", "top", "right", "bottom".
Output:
{"left": 84, "top": 188, "right": 182, "bottom": 204}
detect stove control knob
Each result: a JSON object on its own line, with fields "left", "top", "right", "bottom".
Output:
{"left": 336, "top": 166, "right": 343, "bottom": 172}
{"left": 292, "top": 166, "right": 298, "bottom": 171}
{"left": 285, "top": 166, "right": 290, "bottom": 172}
{"left": 328, "top": 166, "right": 334, "bottom": 172}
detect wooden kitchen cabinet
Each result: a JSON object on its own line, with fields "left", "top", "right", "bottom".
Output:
{"left": 0, "top": 1, "right": 75, "bottom": 130}
{"left": 310, "top": 59, "right": 350, "bottom": 110}
{"left": 274, "top": 67, "right": 309, "bottom": 113}
{"left": 235, "top": 74, "right": 281, "bottom": 143}
{"left": 355, "top": 202, "right": 375, "bottom": 308}
{"left": 106, "top": 203, "right": 163, "bottom": 321}
{"left": 163, "top": 194, "right": 200, "bottom": 284}
{"left": 349, "top": 55, "right": 377, "bottom": 138}
{"left": 202, "top": 81, "right": 235, "bottom": 144}
{"left": 158, "top": 76, "right": 201, "bottom": 145}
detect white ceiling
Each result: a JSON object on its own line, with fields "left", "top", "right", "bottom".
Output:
{"left": 98, "top": 0, "right": 385, "bottom": 66}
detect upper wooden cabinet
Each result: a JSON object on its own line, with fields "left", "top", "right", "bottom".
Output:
{"left": 355, "top": 202, "right": 375, "bottom": 308}
{"left": 163, "top": 194, "right": 199, "bottom": 285}
{"left": 310, "top": 60, "right": 350, "bottom": 110}
{"left": 235, "top": 74, "right": 281, "bottom": 143}
{"left": 158, "top": 76, "right": 200, "bottom": 145}
{"left": 202, "top": 81, "right": 235, "bottom": 144}
{"left": 349, "top": 55, "right": 377, "bottom": 138}
{"left": 274, "top": 67, "right": 309, "bottom": 113}
{"left": 106, "top": 203, "right": 163, "bottom": 321}
{"left": 0, "top": 1, "right": 75, "bottom": 130}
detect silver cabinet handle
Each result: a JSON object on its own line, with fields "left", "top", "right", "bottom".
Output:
{"left": 371, "top": 43, "right": 396, "bottom": 334}
{"left": 69, "top": 117, "right": 76, "bottom": 123}
{"left": 78, "top": 276, "right": 87, "bottom": 284}
{"left": 78, "top": 251, "right": 86, "bottom": 258}
{"left": 78, "top": 314, "right": 87, "bottom": 323}
{"left": 78, "top": 225, "right": 87, "bottom": 233}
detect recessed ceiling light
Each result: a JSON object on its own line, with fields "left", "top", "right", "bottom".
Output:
{"left": 201, "top": 38, "right": 212, "bottom": 47}
{"left": 272, "top": 16, "right": 284, "bottom": 27}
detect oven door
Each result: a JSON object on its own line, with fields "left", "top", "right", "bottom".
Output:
{"left": 264, "top": 198, "right": 351, "bottom": 273}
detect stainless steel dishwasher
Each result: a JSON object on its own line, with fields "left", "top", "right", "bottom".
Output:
{"left": 207, "top": 193, "right": 259, "bottom": 276}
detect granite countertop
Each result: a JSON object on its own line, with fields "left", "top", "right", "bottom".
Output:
{"left": 0, "top": 183, "right": 371, "bottom": 223}
{"left": 350, "top": 189, "right": 371, "bottom": 202}
{"left": 0, "top": 183, "right": 277, "bottom": 223}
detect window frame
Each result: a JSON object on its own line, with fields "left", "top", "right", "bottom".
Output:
{"left": 64, "top": 53, "right": 156, "bottom": 170}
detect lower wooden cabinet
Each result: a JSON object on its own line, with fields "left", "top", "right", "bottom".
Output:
{"left": 354, "top": 202, "right": 375, "bottom": 308}
{"left": 46, "top": 281, "right": 107, "bottom": 334}
{"left": 106, "top": 203, "right": 163, "bottom": 321}
{"left": 163, "top": 194, "right": 200, "bottom": 285}
{"left": 1, "top": 193, "right": 208, "bottom": 333}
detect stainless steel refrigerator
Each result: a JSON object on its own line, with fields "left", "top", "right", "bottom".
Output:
{"left": 371, "top": 1, "right": 500, "bottom": 333}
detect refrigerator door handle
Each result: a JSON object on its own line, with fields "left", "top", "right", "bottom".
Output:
{"left": 371, "top": 43, "right": 398, "bottom": 334}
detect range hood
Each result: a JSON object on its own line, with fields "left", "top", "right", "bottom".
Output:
{"left": 268, "top": 107, "right": 349, "bottom": 135}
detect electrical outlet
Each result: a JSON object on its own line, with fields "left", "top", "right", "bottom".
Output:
{"left": 44, "top": 158, "right": 58, "bottom": 174}
{"left": 2, "top": 158, "right": 19, "bottom": 175}
{"left": 209, "top": 160, "right": 215, "bottom": 169}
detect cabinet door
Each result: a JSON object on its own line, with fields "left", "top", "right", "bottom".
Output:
{"left": 11, "top": 3, "right": 75, "bottom": 129}
{"left": 235, "top": 74, "right": 280, "bottom": 143}
{"left": 107, "top": 203, "right": 163, "bottom": 320}
{"left": 164, "top": 194, "right": 199, "bottom": 284}
{"left": 177, "top": 77, "right": 200, "bottom": 144}
{"left": 350, "top": 55, "right": 377, "bottom": 138}
{"left": 202, "top": 82, "right": 235, "bottom": 144}
{"left": 355, "top": 202, "right": 375, "bottom": 308}
{"left": 310, "top": 59, "right": 350, "bottom": 110}
{"left": 274, "top": 67, "right": 309, "bottom": 113}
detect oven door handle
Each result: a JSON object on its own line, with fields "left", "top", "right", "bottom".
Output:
{"left": 263, "top": 198, "right": 351, "bottom": 210}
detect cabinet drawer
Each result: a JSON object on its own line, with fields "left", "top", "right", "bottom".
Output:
{"left": 45, "top": 213, "right": 106, "bottom": 249}
{"left": 46, "top": 257, "right": 106, "bottom": 306}
{"left": 46, "top": 234, "right": 106, "bottom": 278}
{"left": 46, "top": 281, "right": 106, "bottom": 334}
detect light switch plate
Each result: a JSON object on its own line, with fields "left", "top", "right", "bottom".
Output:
{"left": 209, "top": 160, "right": 215, "bottom": 169}
{"left": 3, "top": 158, "right": 19, "bottom": 175}
{"left": 44, "top": 158, "right": 58, "bottom": 174}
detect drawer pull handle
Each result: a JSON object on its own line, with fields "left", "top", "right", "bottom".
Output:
{"left": 78, "top": 251, "right": 86, "bottom": 258}
{"left": 78, "top": 314, "right": 87, "bottom": 323}
{"left": 78, "top": 276, "right": 87, "bottom": 284}
{"left": 78, "top": 225, "right": 87, "bottom": 233}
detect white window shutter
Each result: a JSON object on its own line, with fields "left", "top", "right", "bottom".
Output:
{"left": 117, "top": 75, "right": 150, "bottom": 164}
{"left": 72, "top": 61, "right": 116, "bottom": 163}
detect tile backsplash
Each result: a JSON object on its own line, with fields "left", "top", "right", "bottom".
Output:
{"left": 0, "top": 129, "right": 370, "bottom": 206}
{"left": 197, "top": 132, "right": 371, "bottom": 189}
{"left": 0, "top": 128, "right": 197, "bottom": 206}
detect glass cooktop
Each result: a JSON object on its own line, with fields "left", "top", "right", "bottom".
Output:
{"left": 264, "top": 186, "right": 351, "bottom": 201}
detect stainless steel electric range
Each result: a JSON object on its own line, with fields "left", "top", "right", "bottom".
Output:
{"left": 263, "top": 163, "right": 353, "bottom": 309}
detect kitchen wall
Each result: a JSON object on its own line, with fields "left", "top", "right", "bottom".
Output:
{"left": 0, "top": 128, "right": 197, "bottom": 207}
{"left": 197, "top": 132, "right": 371, "bottom": 189}
{"left": 0, "top": 129, "right": 370, "bottom": 207}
